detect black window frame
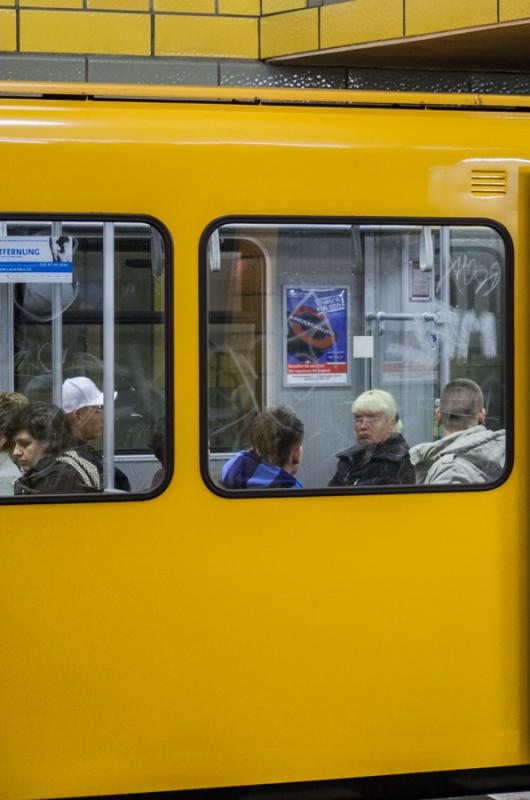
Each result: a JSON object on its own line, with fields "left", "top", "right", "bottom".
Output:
{"left": 0, "top": 212, "right": 174, "bottom": 505}
{"left": 200, "top": 214, "right": 514, "bottom": 499}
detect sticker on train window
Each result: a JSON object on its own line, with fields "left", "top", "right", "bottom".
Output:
{"left": 0, "top": 219, "right": 169, "bottom": 500}
{"left": 204, "top": 222, "right": 509, "bottom": 493}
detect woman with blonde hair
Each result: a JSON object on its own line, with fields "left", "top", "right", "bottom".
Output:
{"left": 329, "top": 389, "right": 414, "bottom": 487}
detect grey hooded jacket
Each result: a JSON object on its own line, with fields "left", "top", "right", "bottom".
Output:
{"left": 409, "top": 425, "right": 505, "bottom": 485}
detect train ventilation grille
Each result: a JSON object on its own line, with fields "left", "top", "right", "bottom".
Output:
{"left": 470, "top": 169, "right": 507, "bottom": 196}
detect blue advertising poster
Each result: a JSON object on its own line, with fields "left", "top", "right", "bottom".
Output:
{"left": 0, "top": 237, "right": 73, "bottom": 283}
{"left": 285, "top": 286, "right": 349, "bottom": 386}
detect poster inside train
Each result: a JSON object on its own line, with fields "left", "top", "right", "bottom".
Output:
{"left": 284, "top": 286, "right": 349, "bottom": 386}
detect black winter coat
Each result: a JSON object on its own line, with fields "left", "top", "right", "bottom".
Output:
{"left": 14, "top": 453, "right": 101, "bottom": 495}
{"left": 329, "top": 433, "right": 415, "bottom": 487}
{"left": 71, "top": 438, "right": 131, "bottom": 492}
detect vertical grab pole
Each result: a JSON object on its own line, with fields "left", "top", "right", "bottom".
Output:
{"left": 439, "top": 226, "right": 451, "bottom": 390}
{"left": 0, "top": 221, "right": 14, "bottom": 392}
{"left": 364, "top": 230, "right": 377, "bottom": 390}
{"left": 103, "top": 222, "right": 115, "bottom": 491}
{"left": 51, "top": 221, "right": 63, "bottom": 406}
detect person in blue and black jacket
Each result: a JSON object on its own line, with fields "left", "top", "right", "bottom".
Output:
{"left": 222, "top": 406, "right": 304, "bottom": 490}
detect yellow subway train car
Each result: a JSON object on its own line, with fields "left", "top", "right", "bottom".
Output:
{"left": 0, "top": 82, "right": 528, "bottom": 800}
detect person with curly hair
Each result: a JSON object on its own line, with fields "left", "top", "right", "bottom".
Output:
{"left": 6, "top": 402, "right": 102, "bottom": 495}
{"left": 222, "top": 406, "right": 304, "bottom": 490}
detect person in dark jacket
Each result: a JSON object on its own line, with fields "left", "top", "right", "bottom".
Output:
{"left": 222, "top": 406, "right": 304, "bottom": 489}
{"left": 7, "top": 402, "right": 101, "bottom": 495}
{"left": 62, "top": 376, "right": 131, "bottom": 492}
{"left": 329, "top": 389, "right": 414, "bottom": 487}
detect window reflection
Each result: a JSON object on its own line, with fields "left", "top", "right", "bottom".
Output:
{"left": 0, "top": 220, "right": 167, "bottom": 498}
{"left": 206, "top": 223, "right": 507, "bottom": 491}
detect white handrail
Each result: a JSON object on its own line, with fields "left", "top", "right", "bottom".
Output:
{"left": 0, "top": 221, "right": 14, "bottom": 392}
{"left": 51, "top": 221, "right": 63, "bottom": 407}
{"left": 103, "top": 222, "right": 116, "bottom": 492}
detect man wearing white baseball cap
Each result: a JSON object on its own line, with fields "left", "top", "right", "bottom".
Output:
{"left": 62, "top": 377, "right": 130, "bottom": 492}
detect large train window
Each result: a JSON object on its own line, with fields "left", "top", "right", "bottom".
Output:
{"left": 205, "top": 221, "right": 509, "bottom": 492}
{"left": 0, "top": 218, "right": 169, "bottom": 499}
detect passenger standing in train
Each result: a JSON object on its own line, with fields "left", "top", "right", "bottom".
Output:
{"left": 62, "top": 377, "right": 131, "bottom": 492}
{"left": 329, "top": 389, "right": 414, "bottom": 486}
{"left": 6, "top": 402, "right": 101, "bottom": 494}
{"left": 0, "top": 392, "right": 28, "bottom": 494}
{"left": 222, "top": 406, "right": 304, "bottom": 489}
{"left": 409, "top": 379, "right": 505, "bottom": 484}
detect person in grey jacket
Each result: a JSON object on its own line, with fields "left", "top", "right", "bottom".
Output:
{"left": 409, "top": 379, "right": 505, "bottom": 485}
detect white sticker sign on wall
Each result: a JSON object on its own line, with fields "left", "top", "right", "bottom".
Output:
{"left": 353, "top": 336, "right": 374, "bottom": 359}
{"left": 0, "top": 236, "right": 73, "bottom": 283}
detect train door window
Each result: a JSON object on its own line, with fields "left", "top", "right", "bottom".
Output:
{"left": 0, "top": 218, "right": 169, "bottom": 499}
{"left": 204, "top": 221, "right": 510, "bottom": 493}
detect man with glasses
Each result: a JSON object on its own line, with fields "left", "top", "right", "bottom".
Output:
{"left": 329, "top": 389, "right": 414, "bottom": 487}
{"left": 62, "top": 376, "right": 131, "bottom": 492}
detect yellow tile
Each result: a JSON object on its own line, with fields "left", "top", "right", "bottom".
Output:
{"left": 500, "top": 0, "right": 530, "bottom": 20}
{"left": 88, "top": 0, "right": 149, "bottom": 10}
{"left": 262, "top": 0, "right": 305, "bottom": 13}
{"left": 321, "top": 0, "right": 402, "bottom": 49}
{"left": 0, "top": 9, "right": 16, "bottom": 47}
{"left": 260, "top": 7, "right": 318, "bottom": 57}
{"left": 20, "top": 10, "right": 151, "bottom": 54}
{"left": 155, "top": 0, "right": 214, "bottom": 10}
{"left": 156, "top": 14, "right": 258, "bottom": 58}
{"left": 406, "top": 0, "right": 497, "bottom": 35}
{"left": 218, "top": 0, "right": 260, "bottom": 15}
{"left": 21, "top": 0, "right": 83, "bottom": 7}
{"left": 0, "top": 0, "right": 16, "bottom": 6}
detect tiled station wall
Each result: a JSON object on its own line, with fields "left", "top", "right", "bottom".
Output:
{"left": 0, "top": 0, "right": 261, "bottom": 60}
{"left": 0, "top": 0, "right": 529, "bottom": 90}
{"left": 260, "top": 0, "right": 530, "bottom": 59}
{"left": 0, "top": 0, "right": 272, "bottom": 61}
